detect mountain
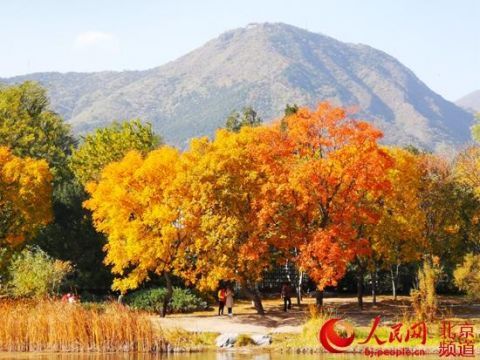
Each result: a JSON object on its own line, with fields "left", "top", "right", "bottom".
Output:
{"left": 1, "top": 23, "right": 474, "bottom": 150}
{"left": 457, "top": 90, "right": 480, "bottom": 113}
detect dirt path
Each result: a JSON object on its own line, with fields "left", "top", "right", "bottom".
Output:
{"left": 155, "top": 313, "right": 303, "bottom": 334}
{"left": 152, "top": 296, "right": 480, "bottom": 335}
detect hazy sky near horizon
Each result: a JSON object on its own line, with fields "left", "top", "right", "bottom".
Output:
{"left": 1, "top": 0, "right": 478, "bottom": 101}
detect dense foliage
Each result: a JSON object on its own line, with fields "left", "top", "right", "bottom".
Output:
{"left": 7, "top": 247, "right": 72, "bottom": 298}
{"left": 70, "top": 119, "right": 161, "bottom": 186}
{"left": 0, "top": 147, "right": 52, "bottom": 248}
{"left": 1, "top": 81, "right": 480, "bottom": 315}
{"left": 126, "top": 287, "right": 208, "bottom": 313}
{"left": 0, "top": 81, "right": 75, "bottom": 181}
{"left": 454, "top": 253, "right": 480, "bottom": 300}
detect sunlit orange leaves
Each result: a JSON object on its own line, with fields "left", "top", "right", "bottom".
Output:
{"left": 85, "top": 102, "right": 395, "bottom": 294}
{"left": 260, "top": 103, "right": 394, "bottom": 289}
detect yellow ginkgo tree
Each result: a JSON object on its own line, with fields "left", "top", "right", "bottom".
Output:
{"left": 176, "top": 128, "right": 275, "bottom": 315}
{"left": 368, "top": 147, "right": 425, "bottom": 300}
{"left": 84, "top": 146, "right": 184, "bottom": 316}
{"left": 0, "top": 146, "right": 53, "bottom": 248}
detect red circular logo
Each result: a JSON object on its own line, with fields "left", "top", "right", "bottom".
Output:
{"left": 318, "top": 318, "right": 355, "bottom": 353}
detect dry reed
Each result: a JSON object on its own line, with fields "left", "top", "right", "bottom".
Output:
{"left": 0, "top": 300, "right": 167, "bottom": 352}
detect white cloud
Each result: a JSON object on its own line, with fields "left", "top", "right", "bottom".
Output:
{"left": 73, "top": 31, "right": 119, "bottom": 52}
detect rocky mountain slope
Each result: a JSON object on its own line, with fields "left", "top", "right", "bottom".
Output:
{"left": 457, "top": 90, "right": 480, "bottom": 113}
{"left": 2, "top": 23, "right": 473, "bottom": 150}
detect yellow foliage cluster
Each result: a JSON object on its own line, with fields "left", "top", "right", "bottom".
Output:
{"left": 85, "top": 147, "right": 181, "bottom": 293}
{"left": 85, "top": 103, "right": 397, "bottom": 293}
{"left": 84, "top": 102, "right": 480, "bottom": 298}
{"left": 0, "top": 146, "right": 53, "bottom": 247}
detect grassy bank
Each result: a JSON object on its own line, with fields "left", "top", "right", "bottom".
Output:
{"left": 0, "top": 300, "right": 167, "bottom": 352}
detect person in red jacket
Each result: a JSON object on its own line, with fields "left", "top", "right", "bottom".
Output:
{"left": 217, "top": 286, "right": 226, "bottom": 315}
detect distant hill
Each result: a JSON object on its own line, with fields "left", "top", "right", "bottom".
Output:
{"left": 1, "top": 23, "right": 474, "bottom": 150}
{"left": 457, "top": 90, "right": 480, "bottom": 113}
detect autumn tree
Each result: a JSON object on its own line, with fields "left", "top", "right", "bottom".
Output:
{"left": 0, "top": 81, "right": 75, "bottom": 180}
{"left": 367, "top": 148, "right": 425, "bottom": 301}
{"left": 454, "top": 253, "right": 480, "bottom": 300}
{"left": 84, "top": 147, "right": 183, "bottom": 316}
{"left": 454, "top": 146, "right": 480, "bottom": 197}
{"left": 253, "top": 103, "right": 393, "bottom": 307}
{"left": 470, "top": 113, "right": 480, "bottom": 142}
{"left": 403, "top": 153, "right": 480, "bottom": 304}
{"left": 177, "top": 128, "right": 276, "bottom": 314}
{"left": 419, "top": 154, "right": 477, "bottom": 265}
{"left": 0, "top": 147, "right": 53, "bottom": 247}
{"left": 0, "top": 81, "right": 109, "bottom": 290}
{"left": 70, "top": 119, "right": 161, "bottom": 186}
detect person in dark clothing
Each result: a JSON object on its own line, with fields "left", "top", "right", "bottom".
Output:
{"left": 281, "top": 282, "right": 293, "bottom": 312}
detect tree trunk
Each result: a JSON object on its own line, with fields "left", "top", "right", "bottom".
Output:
{"left": 161, "top": 272, "right": 173, "bottom": 317}
{"left": 243, "top": 283, "right": 265, "bottom": 315}
{"left": 372, "top": 267, "right": 377, "bottom": 306}
{"left": 391, "top": 264, "right": 400, "bottom": 301}
{"left": 357, "top": 268, "right": 364, "bottom": 309}
{"left": 390, "top": 267, "right": 397, "bottom": 300}
{"left": 296, "top": 270, "right": 303, "bottom": 306}
{"left": 394, "top": 264, "right": 400, "bottom": 300}
{"left": 315, "top": 289, "right": 324, "bottom": 307}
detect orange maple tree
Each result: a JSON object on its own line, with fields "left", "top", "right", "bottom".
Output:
{"left": 254, "top": 103, "right": 393, "bottom": 296}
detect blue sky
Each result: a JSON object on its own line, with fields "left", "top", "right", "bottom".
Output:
{"left": 1, "top": 0, "right": 478, "bottom": 101}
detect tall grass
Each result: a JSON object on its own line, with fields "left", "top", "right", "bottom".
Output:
{"left": 0, "top": 300, "right": 167, "bottom": 352}
{"left": 273, "top": 305, "right": 337, "bottom": 349}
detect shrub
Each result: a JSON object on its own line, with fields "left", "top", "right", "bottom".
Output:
{"left": 7, "top": 247, "right": 72, "bottom": 298}
{"left": 411, "top": 258, "right": 441, "bottom": 322}
{"left": 454, "top": 253, "right": 480, "bottom": 300}
{"left": 126, "top": 287, "right": 207, "bottom": 314}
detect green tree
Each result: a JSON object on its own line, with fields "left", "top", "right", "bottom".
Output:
{"left": 284, "top": 103, "right": 299, "bottom": 117}
{"left": 7, "top": 246, "right": 72, "bottom": 298}
{"left": 225, "top": 107, "right": 262, "bottom": 132}
{"left": 470, "top": 113, "right": 480, "bottom": 142}
{"left": 281, "top": 104, "right": 299, "bottom": 131}
{"left": 0, "top": 81, "right": 75, "bottom": 180}
{"left": 0, "top": 82, "right": 113, "bottom": 293}
{"left": 70, "top": 119, "right": 161, "bottom": 186}
{"left": 33, "top": 181, "right": 113, "bottom": 291}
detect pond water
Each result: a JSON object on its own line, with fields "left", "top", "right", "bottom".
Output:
{"left": 0, "top": 352, "right": 439, "bottom": 360}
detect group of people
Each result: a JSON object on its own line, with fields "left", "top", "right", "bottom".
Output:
{"left": 61, "top": 292, "right": 79, "bottom": 304}
{"left": 217, "top": 286, "right": 234, "bottom": 316}
{"left": 216, "top": 281, "right": 295, "bottom": 315}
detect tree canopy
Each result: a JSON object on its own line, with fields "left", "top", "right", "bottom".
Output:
{"left": 70, "top": 119, "right": 161, "bottom": 186}
{"left": 0, "top": 147, "right": 53, "bottom": 248}
{"left": 0, "top": 81, "right": 75, "bottom": 180}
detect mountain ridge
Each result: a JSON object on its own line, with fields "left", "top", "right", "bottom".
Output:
{"left": 1, "top": 22, "right": 473, "bottom": 150}
{"left": 457, "top": 90, "right": 480, "bottom": 113}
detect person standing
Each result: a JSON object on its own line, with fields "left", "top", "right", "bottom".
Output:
{"left": 217, "top": 286, "right": 226, "bottom": 315}
{"left": 281, "top": 282, "right": 292, "bottom": 312}
{"left": 225, "top": 287, "right": 234, "bottom": 317}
